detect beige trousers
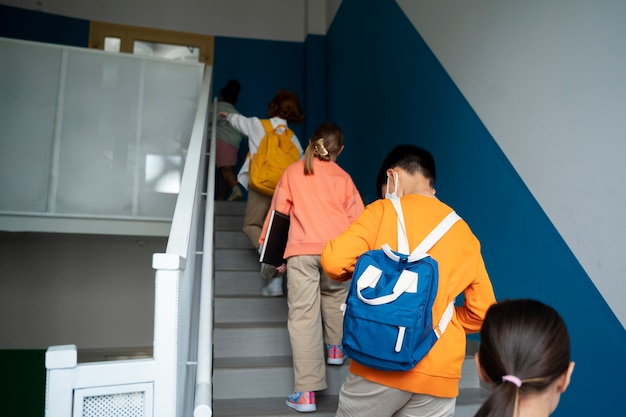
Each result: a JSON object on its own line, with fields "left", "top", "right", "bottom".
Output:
{"left": 286, "top": 255, "right": 348, "bottom": 392}
{"left": 242, "top": 187, "right": 272, "bottom": 250}
{"left": 335, "top": 373, "right": 456, "bottom": 417}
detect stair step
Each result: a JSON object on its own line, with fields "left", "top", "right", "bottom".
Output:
{"left": 215, "top": 295, "right": 288, "bottom": 323}
{"left": 216, "top": 230, "right": 253, "bottom": 249}
{"left": 214, "top": 322, "right": 291, "bottom": 358}
{"left": 455, "top": 388, "right": 491, "bottom": 417}
{"left": 216, "top": 215, "right": 248, "bottom": 231}
{"left": 213, "top": 356, "right": 348, "bottom": 400}
{"left": 213, "top": 395, "right": 340, "bottom": 417}
{"left": 215, "top": 248, "right": 261, "bottom": 271}
{"left": 215, "top": 201, "right": 247, "bottom": 216}
{"left": 215, "top": 271, "right": 266, "bottom": 296}
{"left": 212, "top": 388, "right": 490, "bottom": 417}
{"left": 460, "top": 355, "right": 481, "bottom": 389}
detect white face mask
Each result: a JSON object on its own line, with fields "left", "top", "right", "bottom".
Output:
{"left": 385, "top": 171, "right": 399, "bottom": 200}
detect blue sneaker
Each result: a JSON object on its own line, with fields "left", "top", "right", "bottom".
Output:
{"left": 286, "top": 391, "right": 316, "bottom": 413}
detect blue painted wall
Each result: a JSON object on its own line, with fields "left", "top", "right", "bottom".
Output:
{"left": 302, "top": 34, "right": 328, "bottom": 138}
{"left": 213, "top": 36, "right": 307, "bottom": 144}
{"left": 0, "top": 4, "right": 88, "bottom": 47}
{"left": 326, "top": 1, "right": 626, "bottom": 416}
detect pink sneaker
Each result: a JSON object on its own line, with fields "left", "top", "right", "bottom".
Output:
{"left": 285, "top": 391, "right": 316, "bottom": 413}
{"left": 326, "top": 344, "right": 345, "bottom": 365}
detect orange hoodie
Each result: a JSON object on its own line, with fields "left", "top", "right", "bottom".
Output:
{"left": 321, "top": 195, "right": 496, "bottom": 398}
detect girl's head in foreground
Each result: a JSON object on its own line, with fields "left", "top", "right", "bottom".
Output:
{"left": 303, "top": 122, "right": 344, "bottom": 175}
{"left": 474, "top": 299, "right": 574, "bottom": 417}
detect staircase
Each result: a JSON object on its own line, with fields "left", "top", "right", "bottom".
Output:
{"left": 211, "top": 201, "right": 489, "bottom": 417}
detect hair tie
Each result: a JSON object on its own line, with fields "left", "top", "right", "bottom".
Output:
{"left": 314, "top": 138, "right": 329, "bottom": 157}
{"left": 502, "top": 375, "right": 522, "bottom": 388}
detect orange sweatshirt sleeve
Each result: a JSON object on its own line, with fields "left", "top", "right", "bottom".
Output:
{"left": 321, "top": 201, "right": 383, "bottom": 281}
{"left": 455, "top": 252, "right": 495, "bottom": 333}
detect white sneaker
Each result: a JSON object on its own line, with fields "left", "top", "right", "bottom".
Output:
{"left": 226, "top": 185, "right": 243, "bottom": 201}
{"left": 260, "top": 263, "right": 278, "bottom": 280}
{"left": 261, "top": 277, "right": 283, "bottom": 296}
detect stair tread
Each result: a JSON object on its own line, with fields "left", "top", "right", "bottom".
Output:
{"left": 215, "top": 200, "right": 247, "bottom": 215}
{"left": 214, "top": 321, "right": 288, "bottom": 329}
{"left": 456, "top": 387, "right": 491, "bottom": 405}
{"left": 213, "top": 387, "right": 490, "bottom": 417}
{"left": 214, "top": 294, "right": 286, "bottom": 299}
{"left": 213, "top": 395, "right": 339, "bottom": 417}
{"left": 214, "top": 354, "right": 476, "bottom": 368}
{"left": 215, "top": 355, "right": 294, "bottom": 369}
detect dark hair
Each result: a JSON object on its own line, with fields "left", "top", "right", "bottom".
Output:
{"left": 267, "top": 89, "right": 305, "bottom": 124}
{"left": 303, "top": 122, "right": 344, "bottom": 175}
{"left": 474, "top": 299, "right": 571, "bottom": 417}
{"left": 375, "top": 145, "right": 437, "bottom": 198}
{"left": 220, "top": 80, "right": 241, "bottom": 105}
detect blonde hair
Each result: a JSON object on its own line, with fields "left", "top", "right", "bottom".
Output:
{"left": 303, "top": 122, "right": 344, "bottom": 175}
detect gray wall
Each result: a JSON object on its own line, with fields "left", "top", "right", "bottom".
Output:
{"left": 0, "top": 232, "right": 165, "bottom": 349}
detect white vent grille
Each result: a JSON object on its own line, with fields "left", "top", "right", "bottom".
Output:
{"left": 83, "top": 392, "right": 144, "bottom": 417}
{"left": 73, "top": 383, "right": 152, "bottom": 417}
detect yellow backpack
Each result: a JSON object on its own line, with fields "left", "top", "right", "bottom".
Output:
{"left": 248, "top": 119, "right": 300, "bottom": 196}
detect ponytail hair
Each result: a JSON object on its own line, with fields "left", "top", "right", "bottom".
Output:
{"left": 474, "top": 299, "right": 571, "bottom": 417}
{"left": 303, "top": 122, "right": 344, "bottom": 175}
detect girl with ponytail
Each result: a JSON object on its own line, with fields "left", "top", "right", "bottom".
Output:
{"left": 259, "top": 122, "right": 364, "bottom": 412}
{"left": 474, "top": 299, "right": 575, "bottom": 417}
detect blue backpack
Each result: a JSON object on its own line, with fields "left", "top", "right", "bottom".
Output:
{"left": 341, "top": 198, "right": 460, "bottom": 371}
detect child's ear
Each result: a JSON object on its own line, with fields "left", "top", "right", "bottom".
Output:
{"left": 474, "top": 353, "right": 490, "bottom": 384}
{"left": 556, "top": 362, "right": 575, "bottom": 393}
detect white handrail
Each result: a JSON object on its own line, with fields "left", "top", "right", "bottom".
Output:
{"left": 165, "top": 68, "right": 213, "bottom": 256}
{"left": 151, "top": 64, "right": 213, "bottom": 417}
{"left": 44, "top": 60, "right": 211, "bottom": 417}
{"left": 194, "top": 97, "right": 218, "bottom": 417}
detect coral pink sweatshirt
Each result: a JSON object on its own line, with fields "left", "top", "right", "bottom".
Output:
{"left": 259, "top": 158, "right": 364, "bottom": 258}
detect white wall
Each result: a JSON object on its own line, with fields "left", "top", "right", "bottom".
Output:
{"left": 397, "top": 0, "right": 626, "bottom": 327}
{"left": 1, "top": 0, "right": 341, "bottom": 42}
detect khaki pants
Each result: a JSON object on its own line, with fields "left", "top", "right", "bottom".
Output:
{"left": 335, "top": 373, "right": 456, "bottom": 417}
{"left": 242, "top": 187, "right": 272, "bottom": 249}
{"left": 286, "top": 255, "right": 348, "bottom": 392}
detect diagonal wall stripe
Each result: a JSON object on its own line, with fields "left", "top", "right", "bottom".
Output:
{"left": 397, "top": 0, "right": 626, "bottom": 329}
